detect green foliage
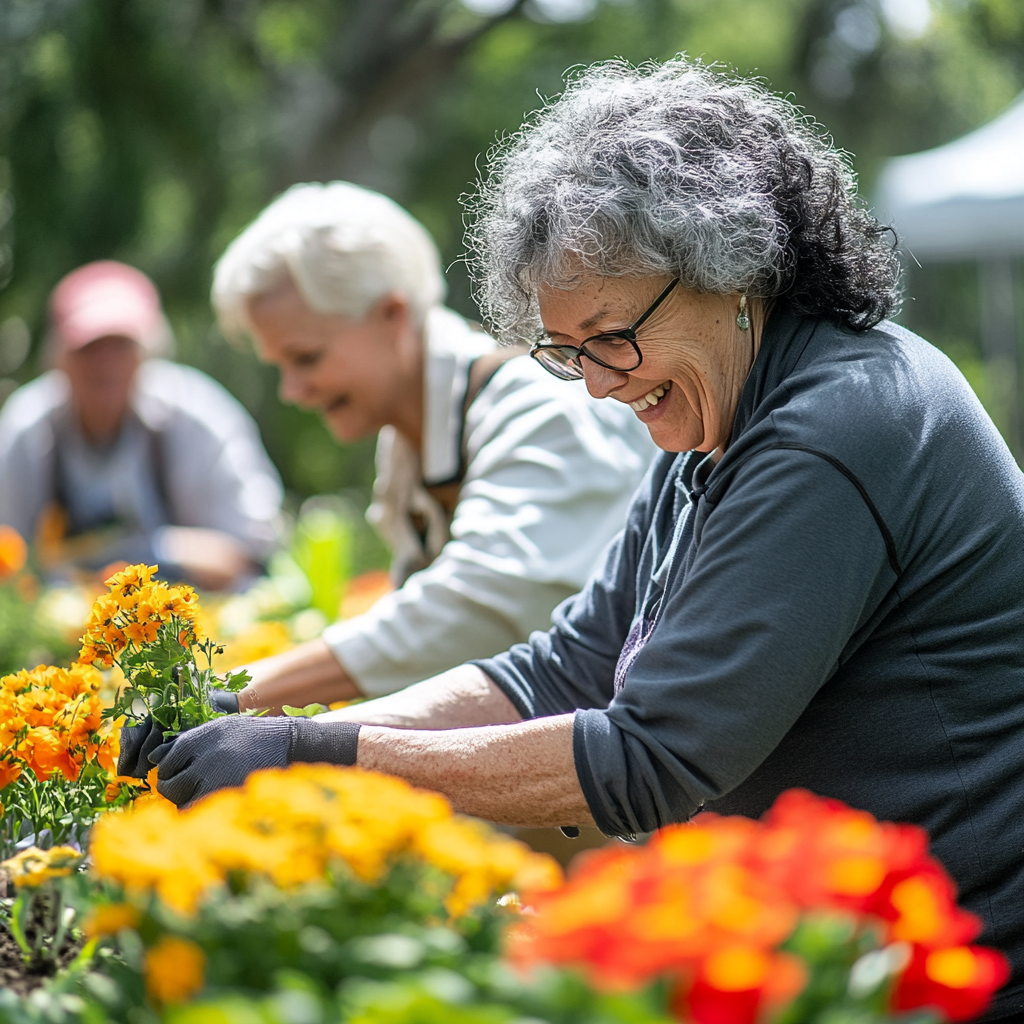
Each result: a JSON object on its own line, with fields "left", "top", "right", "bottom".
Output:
{"left": 0, "top": 767, "right": 125, "bottom": 860}
{"left": 1, "top": 0, "right": 1021, "bottom": 502}
{"left": 291, "top": 505, "right": 353, "bottom": 622}
{"left": 0, "top": 582, "right": 80, "bottom": 677}
{"left": 105, "top": 636, "right": 242, "bottom": 737}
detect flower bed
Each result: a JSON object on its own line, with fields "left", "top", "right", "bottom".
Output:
{"left": 0, "top": 565, "right": 1012, "bottom": 1024}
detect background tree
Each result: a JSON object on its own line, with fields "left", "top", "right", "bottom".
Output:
{"left": 0, "top": 0, "right": 1020, "bottom": 513}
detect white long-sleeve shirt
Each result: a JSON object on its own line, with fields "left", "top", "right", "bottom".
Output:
{"left": 322, "top": 306, "right": 657, "bottom": 697}
{"left": 0, "top": 360, "right": 283, "bottom": 566}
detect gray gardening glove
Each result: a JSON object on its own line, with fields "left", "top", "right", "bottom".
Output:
{"left": 149, "top": 715, "right": 361, "bottom": 807}
{"left": 210, "top": 689, "right": 240, "bottom": 714}
{"left": 117, "top": 691, "right": 239, "bottom": 778}
{"left": 117, "top": 720, "right": 168, "bottom": 779}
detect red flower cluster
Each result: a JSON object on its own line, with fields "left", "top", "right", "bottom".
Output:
{"left": 511, "top": 790, "right": 1008, "bottom": 1024}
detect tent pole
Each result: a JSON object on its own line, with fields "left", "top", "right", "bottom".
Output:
{"left": 978, "top": 258, "right": 1020, "bottom": 460}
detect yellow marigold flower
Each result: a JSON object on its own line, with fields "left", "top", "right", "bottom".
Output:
{"left": 84, "top": 902, "right": 139, "bottom": 938}
{"left": 2, "top": 845, "right": 82, "bottom": 888}
{"left": 145, "top": 936, "right": 205, "bottom": 1005}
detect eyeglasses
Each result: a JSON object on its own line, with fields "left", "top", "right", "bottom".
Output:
{"left": 529, "top": 278, "right": 680, "bottom": 381}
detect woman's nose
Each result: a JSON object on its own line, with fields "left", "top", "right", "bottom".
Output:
{"left": 278, "top": 369, "right": 312, "bottom": 408}
{"left": 581, "top": 359, "right": 629, "bottom": 399}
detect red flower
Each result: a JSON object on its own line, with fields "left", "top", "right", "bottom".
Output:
{"left": 894, "top": 944, "right": 1010, "bottom": 1021}
{"left": 673, "top": 947, "right": 807, "bottom": 1024}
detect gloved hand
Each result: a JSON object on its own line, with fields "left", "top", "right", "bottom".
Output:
{"left": 117, "top": 720, "right": 168, "bottom": 779}
{"left": 117, "top": 691, "right": 239, "bottom": 778}
{"left": 150, "top": 715, "right": 361, "bottom": 807}
{"left": 210, "top": 689, "right": 240, "bottom": 714}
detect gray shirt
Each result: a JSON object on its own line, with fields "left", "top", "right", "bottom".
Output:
{"left": 0, "top": 360, "right": 283, "bottom": 568}
{"left": 477, "top": 305, "right": 1024, "bottom": 1018}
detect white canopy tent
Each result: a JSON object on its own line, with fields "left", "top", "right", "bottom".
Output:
{"left": 875, "top": 93, "right": 1024, "bottom": 260}
{"left": 875, "top": 94, "right": 1024, "bottom": 456}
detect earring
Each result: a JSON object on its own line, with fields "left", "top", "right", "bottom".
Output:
{"left": 736, "top": 295, "right": 750, "bottom": 331}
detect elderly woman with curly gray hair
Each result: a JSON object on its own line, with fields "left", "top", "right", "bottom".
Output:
{"left": 153, "top": 58, "right": 1024, "bottom": 1014}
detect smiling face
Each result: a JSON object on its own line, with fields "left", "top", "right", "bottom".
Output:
{"left": 246, "top": 278, "right": 424, "bottom": 447}
{"left": 537, "top": 275, "right": 758, "bottom": 453}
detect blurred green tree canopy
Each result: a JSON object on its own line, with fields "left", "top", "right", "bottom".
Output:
{"left": 0, "top": 0, "right": 1021, "bottom": 502}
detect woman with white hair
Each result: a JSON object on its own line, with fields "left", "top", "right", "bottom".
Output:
{"left": 203, "top": 181, "right": 655, "bottom": 710}
{"left": 149, "top": 59, "right": 1024, "bottom": 1013}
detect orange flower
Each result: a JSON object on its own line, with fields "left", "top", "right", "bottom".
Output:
{"left": 887, "top": 868, "right": 980, "bottom": 948}
{"left": 0, "top": 526, "right": 27, "bottom": 579}
{"left": 144, "top": 936, "right": 205, "bottom": 1005}
{"left": 124, "top": 620, "right": 160, "bottom": 645}
{"left": 105, "top": 564, "right": 157, "bottom": 606}
{"left": 77, "top": 644, "right": 113, "bottom": 668}
{"left": 0, "top": 757, "right": 22, "bottom": 790}
{"left": 0, "top": 664, "right": 107, "bottom": 786}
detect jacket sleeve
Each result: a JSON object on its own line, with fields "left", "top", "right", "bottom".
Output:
{"left": 571, "top": 447, "right": 896, "bottom": 838}
{"left": 0, "top": 379, "right": 61, "bottom": 542}
{"left": 323, "top": 367, "right": 656, "bottom": 697}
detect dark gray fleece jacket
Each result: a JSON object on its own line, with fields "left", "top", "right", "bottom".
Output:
{"left": 475, "top": 304, "right": 1024, "bottom": 1019}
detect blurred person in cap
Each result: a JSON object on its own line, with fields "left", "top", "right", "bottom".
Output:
{"left": 0, "top": 260, "right": 283, "bottom": 590}
{"left": 209, "top": 181, "right": 656, "bottom": 710}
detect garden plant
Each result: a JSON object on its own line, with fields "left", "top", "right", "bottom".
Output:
{"left": 0, "top": 565, "right": 1012, "bottom": 1024}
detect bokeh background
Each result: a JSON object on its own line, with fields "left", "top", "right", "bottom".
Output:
{"left": 1, "top": 0, "right": 1022, "bottom": 529}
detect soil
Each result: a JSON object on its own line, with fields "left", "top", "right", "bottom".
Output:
{"left": 0, "top": 915, "right": 82, "bottom": 997}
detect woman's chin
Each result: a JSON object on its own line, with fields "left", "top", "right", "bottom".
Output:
{"left": 644, "top": 415, "right": 698, "bottom": 453}
{"left": 323, "top": 411, "right": 369, "bottom": 444}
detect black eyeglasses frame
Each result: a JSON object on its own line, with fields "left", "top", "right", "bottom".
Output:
{"left": 528, "top": 277, "right": 681, "bottom": 381}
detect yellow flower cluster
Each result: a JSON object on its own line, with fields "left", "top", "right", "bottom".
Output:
{"left": 89, "top": 764, "right": 561, "bottom": 917}
{"left": 0, "top": 663, "right": 119, "bottom": 789}
{"left": 1, "top": 845, "right": 82, "bottom": 888}
{"left": 78, "top": 564, "right": 203, "bottom": 668}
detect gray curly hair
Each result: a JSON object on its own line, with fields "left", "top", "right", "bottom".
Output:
{"left": 466, "top": 57, "right": 899, "bottom": 340}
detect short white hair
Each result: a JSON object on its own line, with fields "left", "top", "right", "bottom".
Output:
{"left": 212, "top": 182, "right": 447, "bottom": 337}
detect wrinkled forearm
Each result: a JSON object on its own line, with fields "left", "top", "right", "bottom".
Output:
{"left": 356, "top": 713, "right": 594, "bottom": 828}
{"left": 315, "top": 664, "right": 521, "bottom": 730}
{"left": 238, "top": 639, "right": 362, "bottom": 713}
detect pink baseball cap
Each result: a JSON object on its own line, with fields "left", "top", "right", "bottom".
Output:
{"left": 49, "top": 261, "right": 169, "bottom": 353}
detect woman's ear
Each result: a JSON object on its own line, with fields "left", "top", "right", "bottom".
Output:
{"left": 369, "top": 293, "right": 422, "bottom": 371}
{"left": 370, "top": 292, "right": 413, "bottom": 330}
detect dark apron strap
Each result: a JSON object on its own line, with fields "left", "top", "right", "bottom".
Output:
{"left": 425, "top": 345, "right": 528, "bottom": 516}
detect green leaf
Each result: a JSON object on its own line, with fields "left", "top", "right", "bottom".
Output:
{"left": 222, "top": 668, "right": 252, "bottom": 692}
{"left": 282, "top": 704, "right": 329, "bottom": 718}
{"left": 9, "top": 893, "right": 31, "bottom": 957}
{"left": 151, "top": 703, "right": 177, "bottom": 728}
